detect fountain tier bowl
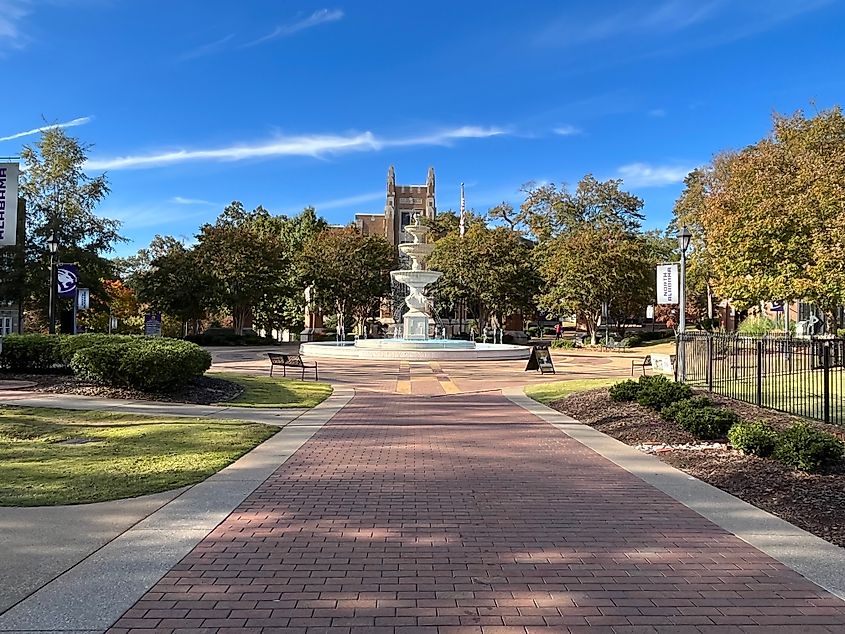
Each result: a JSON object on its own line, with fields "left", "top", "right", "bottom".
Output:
{"left": 300, "top": 339, "right": 531, "bottom": 361}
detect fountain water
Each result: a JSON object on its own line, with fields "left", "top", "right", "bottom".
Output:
{"left": 299, "top": 216, "right": 530, "bottom": 361}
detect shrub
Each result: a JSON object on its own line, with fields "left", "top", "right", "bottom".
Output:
{"left": 70, "top": 338, "right": 212, "bottom": 391}
{"left": 551, "top": 339, "right": 575, "bottom": 349}
{"left": 661, "top": 395, "right": 711, "bottom": 421}
{"left": 664, "top": 401, "right": 739, "bottom": 440}
{"left": 728, "top": 421, "right": 778, "bottom": 457}
{"left": 737, "top": 314, "right": 779, "bottom": 336}
{"left": 55, "top": 333, "right": 139, "bottom": 366}
{"left": 0, "top": 334, "right": 60, "bottom": 371}
{"left": 635, "top": 375, "right": 692, "bottom": 410}
{"left": 609, "top": 379, "right": 641, "bottom": 402}
{"left": 774, "top": 423, "right": 845, "bottom": 473}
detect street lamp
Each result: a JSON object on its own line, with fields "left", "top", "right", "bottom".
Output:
{"left": 677, "top": 225, "right": 692, "bottom": 381}
{"left": 47, "top": 232, "right": 59, "bottom": 334}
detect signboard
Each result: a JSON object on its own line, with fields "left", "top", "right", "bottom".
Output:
{"left": 109, "top": 315, "right": 118, "bottom": 332}
{"left": 77, "top": 288, "right": 90, "bottom": 310}
{"left": 144, "top": 312, "right": 162, "bottom": 336}
{"left": 656, "top": 264, "right": 679, "bottom": 304}
{"left": 57, "top": 263, "right": 79, "bottom": 298}
{"left": 0, "top": 163, "right": 19, "bottom": 246}
{"left": 646, "top": 304, "right": 655, "bottom": 319}
{"left": 525, "top": 344, "right": 556, "bottom": 374}
{"left": 771, "top": 300, "right": 784, "bottom": 313}
{"left": 652, "top": 353, "right": 675, "bottom": 376}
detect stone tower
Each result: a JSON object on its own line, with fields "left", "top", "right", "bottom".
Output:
{"left": 384, "top": 165, "right": 436, "bottom": 245}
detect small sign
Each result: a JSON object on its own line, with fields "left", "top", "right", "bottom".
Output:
{"left": 144, "top": 312, "right": 162, "bottom": 336}
{"left": 646, "top": 304, "right": 654, "bottom": 319}
{"left": 77, "top": 288, "right": 90, "bottom": 310}
{"left": 109, "top": 315, "right": 118, "bottom": 331}
{"left": 525, "top": 344, "right": 556, "bottom": 374}
{"left": 652, "top": 353, "right": 675, "bottom": 375}
{"left": 0, "top": 163, "right": 20, "bottom": 247}
{"left": 57, "top": 263, "right": 79, "bottom": 298}
{"left": 656, "top": 264, "right": 679, "bottom": 304}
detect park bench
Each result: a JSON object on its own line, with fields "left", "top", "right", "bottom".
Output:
{"left": 632, "top": 354, "right": 652, "bottom": 376}
{"left": 268, "top": 352, "right": 318, "bottom": 381}
{"left": 601, "top": 339, "right": 626, "bottom": 352}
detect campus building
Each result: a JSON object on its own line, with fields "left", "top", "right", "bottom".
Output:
{"left": 355, "top": 166, "right": 436, "bottom": 246}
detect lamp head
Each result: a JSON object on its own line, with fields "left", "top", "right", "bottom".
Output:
{"left": 47, "top": 231, "right": 59, "bottom": 254}
{"left": 678, "top": 225, "right": 692, "bottom": 254}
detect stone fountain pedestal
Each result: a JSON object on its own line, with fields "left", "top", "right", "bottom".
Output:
{"left": 390, "top": 219, "right": 441, "bottom": 340}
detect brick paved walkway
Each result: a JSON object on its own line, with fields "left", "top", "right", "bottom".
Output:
{"left": 109, "top": 393, "right": 845, "bottom": 633}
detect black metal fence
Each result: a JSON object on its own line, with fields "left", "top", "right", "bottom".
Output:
{"left": 679, "top": 332, "right": 845, "bottom": 426}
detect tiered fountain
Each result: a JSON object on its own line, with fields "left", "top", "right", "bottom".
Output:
{"left": 299, "top": 216, "right": 529, "bottom": 361}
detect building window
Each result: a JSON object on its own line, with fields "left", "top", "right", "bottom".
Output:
{"left": 0, "top": 317, "right": 12, "bottom": 336}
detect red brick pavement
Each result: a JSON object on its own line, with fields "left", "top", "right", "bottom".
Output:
{"left": 108, "top": 393, "right": 845, "bottom": 634}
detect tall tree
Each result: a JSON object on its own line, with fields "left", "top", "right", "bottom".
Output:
{"left": 195, "top": 202, "right": 288, "bottom": 335}
{"left": 18, "top": 128, "right": 123, "bottom": 321}
{"left": 301, "top": 228, "right": 396, "bottom": 330}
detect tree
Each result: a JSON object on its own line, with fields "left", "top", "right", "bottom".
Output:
{"left": 429, "top": 223, "right": 541, "bottom": 329}
{"left": 537, "top": 226, "right": 656, "bottom": 344}
{"left": 301, "top": 228, "right": 396, "bottom": 330}
{"left": 18, "top": 127, "right": 123, "bottom": 323}
{"left": 194, "top": 202, "right": 288, "bottom": 335}
{"left": 518, "top": 174, "right": 645, "bottom": 242}
{"left": 135, "top": 239, "right": 213, "bottom": 334}
{"left": 674, "top": 107, "right": 845, "bottom": 330}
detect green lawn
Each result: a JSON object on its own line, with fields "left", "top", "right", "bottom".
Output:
{"left": 524, "top": 377, "right": 625, "bottom": 405}
{"left": 0, "top": 406, "right": 276, "bottom": 507}
{"left": 215, "top": 372, "right": 333, "bottom": 408}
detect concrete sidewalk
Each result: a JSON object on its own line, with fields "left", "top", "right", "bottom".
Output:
{"left": 0, "top": 390, "right": 308, "bottom": 426}
{"left": 0, "top": 389, "right": 353, "bottom": 632}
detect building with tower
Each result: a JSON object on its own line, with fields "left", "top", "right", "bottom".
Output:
{"left": 355, "top": 166, "right": 436, "bottom": 245}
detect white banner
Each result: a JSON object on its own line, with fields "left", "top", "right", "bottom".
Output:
{"left": 0, "top": 162, "right": 20, "bottom": 247}
{"left": 77, "top": 288, "right": 90, "bottom": 310}
{"left": 656, "top": 264, "right": 679, "bottom": 304}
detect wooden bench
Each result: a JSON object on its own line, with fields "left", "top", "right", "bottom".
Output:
{"left": 268, "top": 353, "right": 318, "bottom": 381}
{"left": 632, "top": 354, "right": 652, "bottom": 376}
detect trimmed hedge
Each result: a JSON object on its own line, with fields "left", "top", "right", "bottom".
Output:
{"left": 550, "top": 339, "right": 575, "bottom": 349}
{"left": 0, "top": 334, "right": 59, "bottom": 371}
{"left": 609, "top": 379, "right": 641, "bottom": 402}
{"left": 662, "top": 397, "right": 739, "bottom": 440}
{"left": 774, "top": 423, "right": 844, "bottom": 473}
{"left": 635, "top": 375, "right": 692, "bottom": 410}
{"left": 71, "top": 338, "right": 211, "bottom": 391}
{"left": 56, "top": 333, "right": 140, "bottom": 366}
{"left": 728, "top": 421, "right": 778, "bottom": 457}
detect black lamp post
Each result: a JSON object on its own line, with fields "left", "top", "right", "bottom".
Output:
{"left": 677, "top": 225, "right": 692, "bottom": 381}
{"left": 47, "top": 232, "right": 59, "bottom": 334}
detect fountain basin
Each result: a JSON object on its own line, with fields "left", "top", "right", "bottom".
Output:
{"left": 390, "top": 270, "right": 442, "bottom": 287}
{"left": 299, "top": 339, "right": 531, "bottom": 361}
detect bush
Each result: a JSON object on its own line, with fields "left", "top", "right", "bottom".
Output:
{"left": 0, "top": 334, "right": 60, "bottom": 371}
{"left": 551, "top": 339, "right": 575, "bottom": 349}
{"left": 661, "top": 395, "right": 711, "bottom": 421}
{"left": 71, "top": 338, "right": 212, "bottom": 391}
{"left": 737, "top": 314, "right": 780, "bottom": 336}
{"left": 728, "top": 421, "right": 778, "bottom": 457}
{"left": 609, "top": 379, "right": 641, "bottom": 402}
{"left": 774, "top": 423, "right": 844, "bottom": 473}
{"left": 635, "top": 375, "right": 692, "bottom": 410}
{"left": 662, "top": 398, "right": 739, "bottom": 439}
{"left": 55, "top": 333, "right": 139, "bottom": 366}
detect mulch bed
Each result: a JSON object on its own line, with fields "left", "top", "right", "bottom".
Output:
{"left": 1, "top": 372, "right": 243, "bottom": 405}
{"left": 549, "top": 388, "right": 845, "bottom": 549}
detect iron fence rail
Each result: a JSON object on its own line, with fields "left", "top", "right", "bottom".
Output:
{"left": 679, "top": 332, "right": 845, "bottom": 425}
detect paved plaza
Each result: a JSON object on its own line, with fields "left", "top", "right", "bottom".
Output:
{"left": 2, "top": 350, "right": 845, "bottom": 633}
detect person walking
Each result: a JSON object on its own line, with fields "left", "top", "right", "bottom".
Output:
{"left": 554, "top": 322, "right": 562, "bottom": 339}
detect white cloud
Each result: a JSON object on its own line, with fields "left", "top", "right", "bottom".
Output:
{"left": 0, "top": 0, "right": 31, "bottom": 51}
{"left": 179, "top": 33, "right": 236, "bottom": 61}
{"left": 617, "top": 162, "right": 694, "bottom": 187}
{"left": 246, "top": 8, "right": 344, "bottom": 47}
{"left": 312, "top": 191, "right": 384, "bottom": 211}
{"left": 86, "top": 125, "right": 506, "bottom": 171}
{"left": 0, "top": 116, "right": 93, "bottom": 142}
{"left": 169, "top": 196, "right": 216, "bottom": 206}
{"left": 648, "top": 108, "right": 667, "bottom": 117}
{"left": 553, "top": 125, "right": 581, "bottom": 136}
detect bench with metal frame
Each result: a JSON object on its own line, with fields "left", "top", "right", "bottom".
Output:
{"left": 632, "top": 354, "right": 652, "bottom": 376}
{"left": 268, "top": 352, "right": 318, "bottom": 381}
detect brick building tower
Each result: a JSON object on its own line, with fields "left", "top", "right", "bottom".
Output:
{"left": 356, "top": 166, "right": 436, "bottom": 246}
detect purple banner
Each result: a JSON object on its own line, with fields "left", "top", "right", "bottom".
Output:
{"left": 57, "top": 263, "right": 79, "bottom": 298}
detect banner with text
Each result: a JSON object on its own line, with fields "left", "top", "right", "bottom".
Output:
{"left": 656, "top": 264, "right": 679, "bottom": 304}
{"left": 0, "top": 162, "right": 19, "bottom": 246}
{"left": 57, "top": 263, "right": 79, "bottom": 298}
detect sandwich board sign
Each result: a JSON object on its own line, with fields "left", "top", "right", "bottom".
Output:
{"left": 525, "top": 344, "right": 556, "bottom": 374}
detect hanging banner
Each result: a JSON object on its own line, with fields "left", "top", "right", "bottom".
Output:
{"left": 57, "top": 263, "right": 79, "bottom": 298}
{"left": 656, "top": 264, "right": 679, "bottom": 304}
{"left": 0, "top": 163, "right": 19, "bottom": 247}
{"left": 77, "top": 288, "right": 90, "bottom": 310}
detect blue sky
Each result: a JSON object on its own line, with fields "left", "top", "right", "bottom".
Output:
{"left": 1, "top": 0, "right": 844, "bottom": 256}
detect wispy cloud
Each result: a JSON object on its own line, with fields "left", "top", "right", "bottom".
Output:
{"left": 617, "top": 162, "right": 694, "bottom": 187}
{"left": 86, "top": 125, "right": 506, "bottom": 171}
{"left": 179, "top": 33, "right": 236, "bottom": 61}
{"left": 245, "top": 8, "right": 344, "bottom": 47}
{"left": 312, "top": 191, "right": 384, "bottom": 211}
{"left": 0, "top": 116, "right": 93, "bottom": 142}
{"left": 648, "top": 108, "right": 667, "bottom": 118}
{"left": 553, "top": 125, "right": 581, "bottom": 136}
{"left": 0, "top": 0, "right": 31, "bottom": 52}
{"left": 169, "top": 196, "right": 216, "bottom": 206}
